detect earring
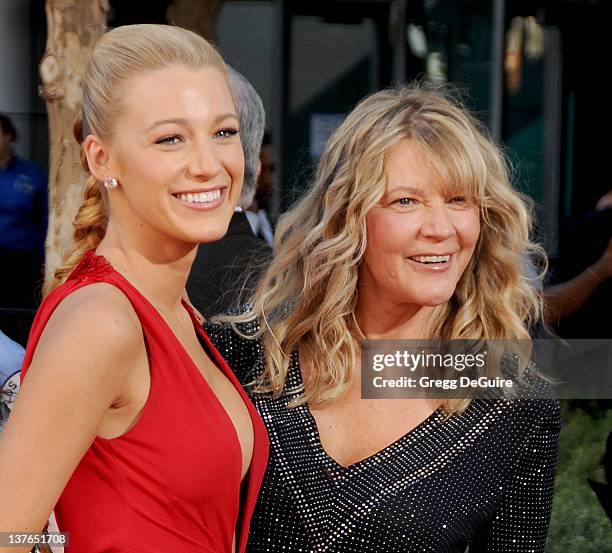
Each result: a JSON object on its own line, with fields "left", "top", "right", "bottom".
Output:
{"left": 103, "top": 176, "right": 118, "bottom": 190}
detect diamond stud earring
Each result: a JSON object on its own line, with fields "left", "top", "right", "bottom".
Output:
{"left": 103, "top": 176, "right": 118, "bottom": 190}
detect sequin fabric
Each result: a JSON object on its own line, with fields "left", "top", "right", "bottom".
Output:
{"left": 205, "top": 319, "right": 561, "bottom": 553}
{"left": 67, "top": 249, "right": 113, "bottom": 282}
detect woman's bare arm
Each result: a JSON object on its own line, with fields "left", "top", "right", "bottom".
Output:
{"left": 0, "top": 284, "right": 143, "bottom": 551}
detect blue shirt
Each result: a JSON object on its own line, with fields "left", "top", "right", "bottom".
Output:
{"left": 0, "top": 155, "right": 48, "bottom": 251}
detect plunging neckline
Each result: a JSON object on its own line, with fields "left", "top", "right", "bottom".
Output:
{"left": 89, "top": 250, "right": 254, "bottom": 480}
{"left": 293, "top": 357, "right": 444, "bottom": 472}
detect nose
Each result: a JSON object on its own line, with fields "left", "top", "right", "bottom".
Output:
{"left": 419, "top": 203, "right": 455, "bottom": 241}
{"left": 187, "top": 137, "right": 223, "bottom": 180}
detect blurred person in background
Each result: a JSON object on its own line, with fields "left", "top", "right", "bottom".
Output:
{"left": 0, "top": 114, "right": 47, "bottom": 309}
{"left": 246, "top": 131, "right": 274, "bottom": 245}
{"left": 544, "top": 189, "right": 612, "bottom": 337}
{"left": 0, "top": 329, "right": 23, "bottom": 432}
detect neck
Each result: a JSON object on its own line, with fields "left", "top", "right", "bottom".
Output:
{"left": 97, "top": 222, "right": 196, "bottom": 315}
{"left": 355, "top": 283, "right": 436, "bottom": 340}
{"left": 0, "top": 150, "right": 13, "bottom": 170}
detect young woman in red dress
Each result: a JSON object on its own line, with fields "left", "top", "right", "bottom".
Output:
{"left": 0, "top": 24, "right": 268, "bottom": 553}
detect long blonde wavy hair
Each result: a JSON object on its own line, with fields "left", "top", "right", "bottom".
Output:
{"left": 45, "top": 24, "right": 227, "bottom": 295}
{"left": 226, "top": 84, "right": 545, "bottom": 413}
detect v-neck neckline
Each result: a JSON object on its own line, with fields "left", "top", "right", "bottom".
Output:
{"left": 291, "top": 356, "right": 445, "bottom": 473}
{"left": 89, "top": 251, "right": 255, "bottom": 480}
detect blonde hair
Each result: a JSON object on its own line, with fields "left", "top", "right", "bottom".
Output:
{"left": 46, "top": 24, "right": 227, "bottom": 294}
{"left": 225, "top": 84, "right": 545, "bottom": 413}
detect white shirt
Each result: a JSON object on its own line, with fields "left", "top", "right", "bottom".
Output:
{"left": 245, "top": 209, "right": 274, "bottom": 245}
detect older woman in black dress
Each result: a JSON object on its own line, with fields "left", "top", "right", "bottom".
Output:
{"left": 207, "top": 85, "right": 560, "bottom": 552}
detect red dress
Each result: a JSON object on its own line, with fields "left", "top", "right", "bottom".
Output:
{"left": 20, "top": 251, "right": 269, "bottom": 552}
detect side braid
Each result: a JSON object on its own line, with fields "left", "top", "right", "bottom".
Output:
{"left": 44, "top": 125, "right": 108, "bottom": 295}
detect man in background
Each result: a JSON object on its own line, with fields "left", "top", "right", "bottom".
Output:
{"left": 0, "top": 114, "right": 47, "bottom": 309}
{"left": 246, "top": 131, "right": 275, "bottom": 245}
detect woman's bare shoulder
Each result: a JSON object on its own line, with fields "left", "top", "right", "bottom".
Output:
{"left": 29, "top": 282, "right": 144, "bottom": 385}
{"left": 42, "top": 282, "right": 141, "bottom": 347}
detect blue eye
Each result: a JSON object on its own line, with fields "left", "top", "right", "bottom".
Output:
{"left": 216, "top": 128, "right": 239, "bottom": 139}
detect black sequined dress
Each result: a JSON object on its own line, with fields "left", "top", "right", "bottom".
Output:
{"left": 205, "top": 319, "right": 561, "bottom": 553}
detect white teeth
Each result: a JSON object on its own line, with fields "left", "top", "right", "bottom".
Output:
{"left": 411, "top": 255, "right": 450, "bottom": 263}
{"left": 176, "top": 189, "right": 221, "bottom": 204}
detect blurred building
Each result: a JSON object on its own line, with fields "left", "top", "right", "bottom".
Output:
{"left": 1, "top": 0, "right": 609, "bottom": 258}
{"left": 216, "top": 0, "right": 611, "bottom": 260}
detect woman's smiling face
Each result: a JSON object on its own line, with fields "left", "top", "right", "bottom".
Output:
{"left": 100, "top": 64, "right": 244, "bottom": 248}
{"left": 360, "top": 139, "right": 481, "bottom": 309}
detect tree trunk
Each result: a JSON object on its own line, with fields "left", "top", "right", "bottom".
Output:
{"left": 166, "top": 0, "right": 224, "bottom": 43}
{"left": 39, "top": 0, "right": 108, "bottom": 285}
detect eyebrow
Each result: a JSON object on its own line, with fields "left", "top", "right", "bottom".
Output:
{"left": 385, "top": 186, "right": 426, "bottom": 195}
{"left": 145, "top": 113, "right": 238, "bottom": 132}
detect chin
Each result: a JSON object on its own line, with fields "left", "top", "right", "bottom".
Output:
{"left": 415, "top": 291, "right": 456, "bottom": 307}
{"left": 188, "top": 214, "right": 233, "bottom": 242}
{"left": 195, "top": 227, "right": 230, "bottom": 244}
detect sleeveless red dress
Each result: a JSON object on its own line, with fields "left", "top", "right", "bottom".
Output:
{"left": 20, "top": 251, "right": 269, "bottom": 552}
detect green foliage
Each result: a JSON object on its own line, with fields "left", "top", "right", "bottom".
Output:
{"left": 547, "top": 403, "right": 612, "bottom": 552}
